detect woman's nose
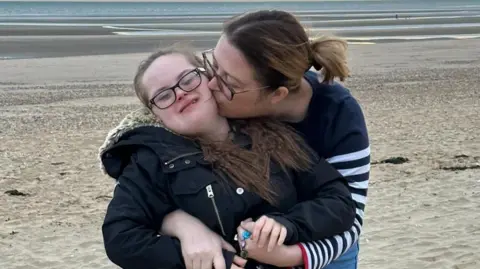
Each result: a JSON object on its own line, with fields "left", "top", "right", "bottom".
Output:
{"left": 208, "top": 76, "right": 220, "bottom": 92}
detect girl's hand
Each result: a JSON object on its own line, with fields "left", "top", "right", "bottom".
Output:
{"left": 162, "top": 210, "right": 235, "bottom": 269}
{"left": 231, "top": 255, "right": 247, "bottom": 269}
{"left": 240, "top": 216, "right": 287, "bottom": 251}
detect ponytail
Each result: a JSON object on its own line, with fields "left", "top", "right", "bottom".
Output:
{"left": 310, "top": 36, "right": 350, "bottom": 82}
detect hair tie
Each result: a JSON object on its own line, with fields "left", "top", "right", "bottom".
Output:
{"left": 311, "top": 59, "right": 322, "bottom": 71}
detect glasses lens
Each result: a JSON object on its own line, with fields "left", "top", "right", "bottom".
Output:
{"left": 221, "top": 81, "right": 233, "bottom": 100}
{"left": 203, "top": 55, "right": 215, "bottom": 79}
{"left": 179, "top": 70, "right": 202, "bottom": 92}
{"left": 203, "top": 51, "right": 233, "bottom": 101}
{"left": 153, "top": 89, "right": 175, "bottom": 109}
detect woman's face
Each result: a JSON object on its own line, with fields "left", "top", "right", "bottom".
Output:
{"left": 207, "top": 35, "right": 276, "bottom": 119}
{"left": 142, "top": 53, "right": 220, "bottom": 136}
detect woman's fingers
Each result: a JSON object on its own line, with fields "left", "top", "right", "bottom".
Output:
{"left": 251, "top": 216, "right": 266, "bottom": 244}
{"left": 239, "top": 221, "right": 255, "bottom": 234}
{"left": 257, "top": 217, "right": 275, "bottom": 248}
{"left": 243, "top": 218, "right": 253, "bottom": 223}
{"left": 267, "top": 223, "right": 282, "bottom": 252}
{"left": 238, "top": 216, "right": 287, "bottom": 252}
{"left": 278, "top": 226, "right": 287, "bottom": 246}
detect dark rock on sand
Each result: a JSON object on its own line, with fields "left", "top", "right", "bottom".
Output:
{"left": 5, "top": 189, "right": 29, "bottom": 196}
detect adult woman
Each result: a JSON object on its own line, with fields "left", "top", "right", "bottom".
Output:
{"left": 99, "top": 49, "right": 356, "bottom": 269}
{"left": 161, "top": 10, "right": 370, "bottom": 269}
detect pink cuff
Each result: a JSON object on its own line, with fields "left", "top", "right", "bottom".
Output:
{"left": 298, "top": 243, "right": 309, "bottom": 269}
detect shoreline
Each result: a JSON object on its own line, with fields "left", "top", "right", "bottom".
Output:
{"left": 1, "top": 33, "right": 479, "bottom": 60}
{"left": 2, "top": 2, "right": 479, "bottom": 60}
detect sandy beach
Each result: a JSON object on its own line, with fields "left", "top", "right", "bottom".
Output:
{"left": 1, "top": 39, "right": 480, "bottom": 269}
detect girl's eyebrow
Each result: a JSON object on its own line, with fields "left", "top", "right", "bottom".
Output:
{"left": 153, "top": 68, "right": 192, "bottom": 96}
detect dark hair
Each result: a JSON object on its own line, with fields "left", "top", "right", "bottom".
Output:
{"left": 224, "top": 10, "right": 349, "bottom": 91}
{"left": 132, "top": 48, "right": 315, "bottom": 204}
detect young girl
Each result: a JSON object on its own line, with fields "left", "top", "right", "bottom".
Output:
{"left": 98, "top": 48, "right": 356, "bottom": 269}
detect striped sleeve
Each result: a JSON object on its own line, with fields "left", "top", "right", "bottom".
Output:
{"left": 295, "top": 97, "right": 370, "bottom": 269}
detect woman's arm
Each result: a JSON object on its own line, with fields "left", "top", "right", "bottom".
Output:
{"left": 264, "top": 158, "right": 357, "bottom": 244}
{"left": 260, "top": 96, "right": 370, "bottom": 269}
{"left": 295, "top": 95, "right": 370, "bottom": 269}
{"left": 238, "top": 220, "right": 362, "bottom": 268}
{"left": 160, "top": 160, "right": 357, "bottom": 269}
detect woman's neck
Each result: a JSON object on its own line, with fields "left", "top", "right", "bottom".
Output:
{"left": 199, "top": 117, "right": 231, "bottom": 142}
{"left": 272, "top": 78, "right": 313, "bottom": 123}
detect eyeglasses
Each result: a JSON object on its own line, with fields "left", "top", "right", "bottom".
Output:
{"left": 149, "top": 68, "right": 205, "bottom": 110}
{"left": 202, "top": 49, "right": 270, "bottom": 101}
{"left": 202, "top": 49, "right": 237, "bottom": 101}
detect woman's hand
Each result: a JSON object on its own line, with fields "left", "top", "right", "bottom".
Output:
{"left": 162, "top": 210, "right": 235, "bottom": 269}
{"left": 237, "top": 222, "right": 302, "bottom": 267}
{"left": 239, "top": 216, "right": 287, "bottom": 252}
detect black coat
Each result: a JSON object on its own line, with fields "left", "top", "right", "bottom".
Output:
{"left": 99, "top": 109, "right": 356, "bottom": 269}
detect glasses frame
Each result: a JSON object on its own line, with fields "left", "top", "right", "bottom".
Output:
{"left": 201, "top": 48, "right": 271, "bottom": 101}
{"left": 149, "top": 67, "right": 206, "bottom": 110}
{"left": 201, "top": 48, "right": 238, "bottom": 101}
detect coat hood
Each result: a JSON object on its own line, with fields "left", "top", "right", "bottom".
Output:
{"left": 98, "top": 107, "right": 200, "bottom": 179}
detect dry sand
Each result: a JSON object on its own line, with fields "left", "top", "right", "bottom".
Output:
{"left": 1, "top": 39, "right": 480, "bottom": 269}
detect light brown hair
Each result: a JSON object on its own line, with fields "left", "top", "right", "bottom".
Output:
{"left": 133, "top": 48, "right": 314, "bottom": 203}
{"left": 224, "top": 10, "right": 349, "bottom": 91}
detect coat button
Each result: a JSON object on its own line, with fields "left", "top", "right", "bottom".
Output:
{"left": 168, "top": 164, "right": 175, "bottom": 169}
{"left": 184, "top": 159, "right": 191, "bottom": 164}
{"left": 236, "top": 188, "right": 244, "bottom": 195}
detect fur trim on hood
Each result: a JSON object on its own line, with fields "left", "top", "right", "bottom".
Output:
{"left": 98, "top": 107, "right": 173, "bottom": 175}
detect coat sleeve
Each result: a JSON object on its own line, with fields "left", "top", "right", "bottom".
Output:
{"left": 102, "top": 150, "right": 238, "bottom": 269}
{"left": 102, "top": 152, "right": 187, "bottom": 269}
{"left": 266, "top": 158, "right": 356, "bottom": 244}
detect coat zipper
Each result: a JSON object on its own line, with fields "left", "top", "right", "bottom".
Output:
{"left": 206, "top": 184, "right": 226, "bottom": 236}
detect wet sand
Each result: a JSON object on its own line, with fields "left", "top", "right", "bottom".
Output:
{"left": 2, "top": 8, "right": 480, "bottom": 59}
{"left": 1, "top": 39, "right": 480, "bottom": 269}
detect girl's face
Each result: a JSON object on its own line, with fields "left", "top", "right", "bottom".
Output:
{"left": 142, "top": 53, "right": 221, "bottom": 136}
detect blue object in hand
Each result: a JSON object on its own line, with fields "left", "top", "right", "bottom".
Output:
{"left": 242, "top": 230, "right": 251, "bottom": 240}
